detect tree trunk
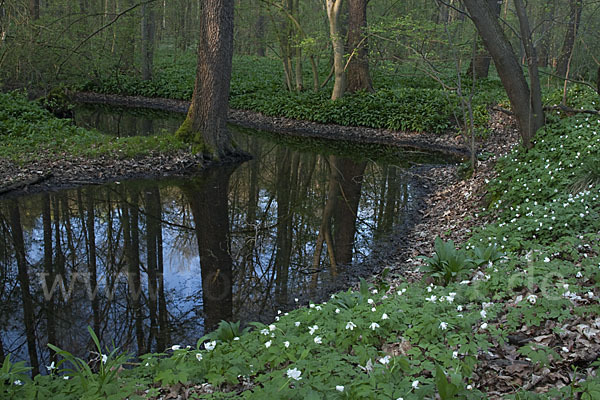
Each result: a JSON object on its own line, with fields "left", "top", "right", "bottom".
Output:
{"left": 556, "top": 0, "right": 582, "bottom": 78}
{"left": 331, "top": 157, "right": 366, "bottom": 266}
{"left": 176, "top": 0, "right": 235, "bottom": 159}
{"left": 468, "top": 0, "right": 501, "bottom": 79}
{"left": 8, "top": 200, "right": 40, "bottom": 376}
{"left": 141, "top": 2, "right": 156, "bottom": 81}
{"left": 85, "top": 190, "right": 101, "bottom": 337}
{"left": 537, "top": 0, "right": 556, "bottom": 67}
{"left": 156, "top": 202, "right": 169, "bottom": 350}
{"left": 274, "top": 149, "right": 293, "bottom": 303}
{"left": 461, "top": 0, "right": 544, "bottom": 149}
{"left": 326, "top": 0, "right": 346, "bottom": 100}
{"left": 597, "top": 65, "right": 600, "bottom": 95}
{"left": 183, "top": 166, "right": 237, "bottom": 331}
{"left": 29, "top": 0, "right": 39, "bottom": 20}
{"left": 514, "top": 0, "right": 544, "bottom": 137}
{"left": 0, "top": 336, "right": 4, "bottom": 365}
{"left": 346, "top": 0, "right": 373, "bottom": 93}
{"left": 145, "top": 186, "right": 161, "bottom": 352}
{"left": 255, "top": 11, "right": 266, "bottom": 56}
{"left": 122, "top": 191, "right": 145, "bottom": 355}
{"left": 42, "top": 194, "right": 57, "bottom": 363}
{"left": 292, "top": 0, "right": 303, "bottom": 91}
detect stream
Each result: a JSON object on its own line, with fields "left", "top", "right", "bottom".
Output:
{"left": 0, "top": 104, "right": 451, "bottom": 368}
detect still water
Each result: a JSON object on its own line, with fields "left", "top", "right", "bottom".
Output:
{"left": 0, "top": 105, "right": 448, "bottom": 371}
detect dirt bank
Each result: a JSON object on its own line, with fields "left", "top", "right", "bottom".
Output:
{"left": 72, "top": 92, "right": 470, "bottom": 159}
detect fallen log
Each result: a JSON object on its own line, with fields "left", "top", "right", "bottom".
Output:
{"left": 0, "top": 172, "right": 54, "bottom": 196}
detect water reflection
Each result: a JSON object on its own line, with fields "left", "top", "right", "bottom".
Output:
{"left": 0, "top": 109, "right": 445, "bottom": 372}
{"left": 73, "top": 104, "right": 183, "bottom": 136}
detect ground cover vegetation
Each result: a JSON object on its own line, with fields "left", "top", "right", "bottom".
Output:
{"left": 80, "top": 52, "right": 496, "bottom": 135}
{"left": 0, "top": 91, "right": 187, "bottom": 162}
{"left": 1, "top": 0, "right": 600, "bottom": 398}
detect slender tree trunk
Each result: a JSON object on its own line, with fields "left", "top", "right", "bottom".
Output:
{"left": 597, "top": 65, "right": 600, "bottom": 95}
{"left": 29, "top": 0, "right": 39, "bottom": 20}
{"left": 326, "top": 0, "right": 346, "bottom": 99}
{"left": 514, "top": 0, "right": 544, "bottom": 135}
{"left": 380, "top": 167, "right": 398, "bottom": 233}
{"left": 292, "top": 0, "right": 303, "bottom": 91}
{"left": 255, "top": 10, "right": 266, "bottom": 56}
{"left": 85, "top": 190, "right": 100, "bottom": 337}
{"left": 176, "top": 0, "right": 235, "bottom": 159}
{"left": 461, "top": 0, "right": 544, "bottom": 148}
{"left": 9, "top": 200, "right": 39, "bottom": 376}
{"left": 42, "top": 194, "right": 57, "bottom": 362}
{"left": 123, "top": 191, "right": 144, "bottom": 355}
{"left": 274, "top": 149, "right": 293, "bottom": 303}
{"left": 537, "top": 0, "right": 556, "bottom": 67}
{"left": 346, "top": 0, "right": 373, "bottom": 93}
{"left": 52, "top": 196, "right": 65, "bottom": 280}
{"left": 0, "top": 335, "right": 4, "bottom": 364}
{"left": 157, "top": 209, "right": 168, "bottom": 350}
{"left": 556, "top": 0, "right": 582, "bottom": 77}
{"left": 130, "top": 192, "right": 145, "bottom": 355}
{"left": 141, "top": 2, "right": 156, "bottom": 81}
{"left": 277, "top": 0, "right": 294, "bottom": 91}
{"left": 295, "top": 44, "right": 304, "bottom": 91}
{"left": 145, "top": 186, "right": 161, "bottom": 351}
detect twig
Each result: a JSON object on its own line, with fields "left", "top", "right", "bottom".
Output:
{"left": 537, "top": 68, "right": 597, "bottom": 92}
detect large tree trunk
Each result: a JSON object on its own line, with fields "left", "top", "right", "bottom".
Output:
{"left": 461, "top": 0, "right": 544, "bottom": 149}
{"left": 183, "top": 167, "right": 236, "bottom": 331}
{"left": 326, "top": 0, "right": 346, "bottom": 100}
{"left": 468, "top": 0, "right": 501, "bottom": 79}
{"left": 346, "top": 0, "right": 373, "bottom": 93}
{"left": 176, "top": 0, "right": 235, "bottom": 159}
{"left": 556, "top": 0, "right": 582, "bottom": 78}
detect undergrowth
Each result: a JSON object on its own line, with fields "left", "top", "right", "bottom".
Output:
{"left": 81, "top": 52, "right": 503, "bottom": 135}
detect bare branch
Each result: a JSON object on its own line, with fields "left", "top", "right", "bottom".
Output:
{"left": 544, "top": 104, "right": 600, "bottom": 115}
{"left": 56, "top": 0, "right": 159, "bottom": 78}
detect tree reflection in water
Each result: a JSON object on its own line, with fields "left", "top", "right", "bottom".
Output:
{"left": 0, "top": 130, "right": 434, "bottom": 373}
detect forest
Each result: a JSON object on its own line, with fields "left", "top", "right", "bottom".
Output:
{"left": 1, "top": 0, "right": 600, "bottom": 398}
